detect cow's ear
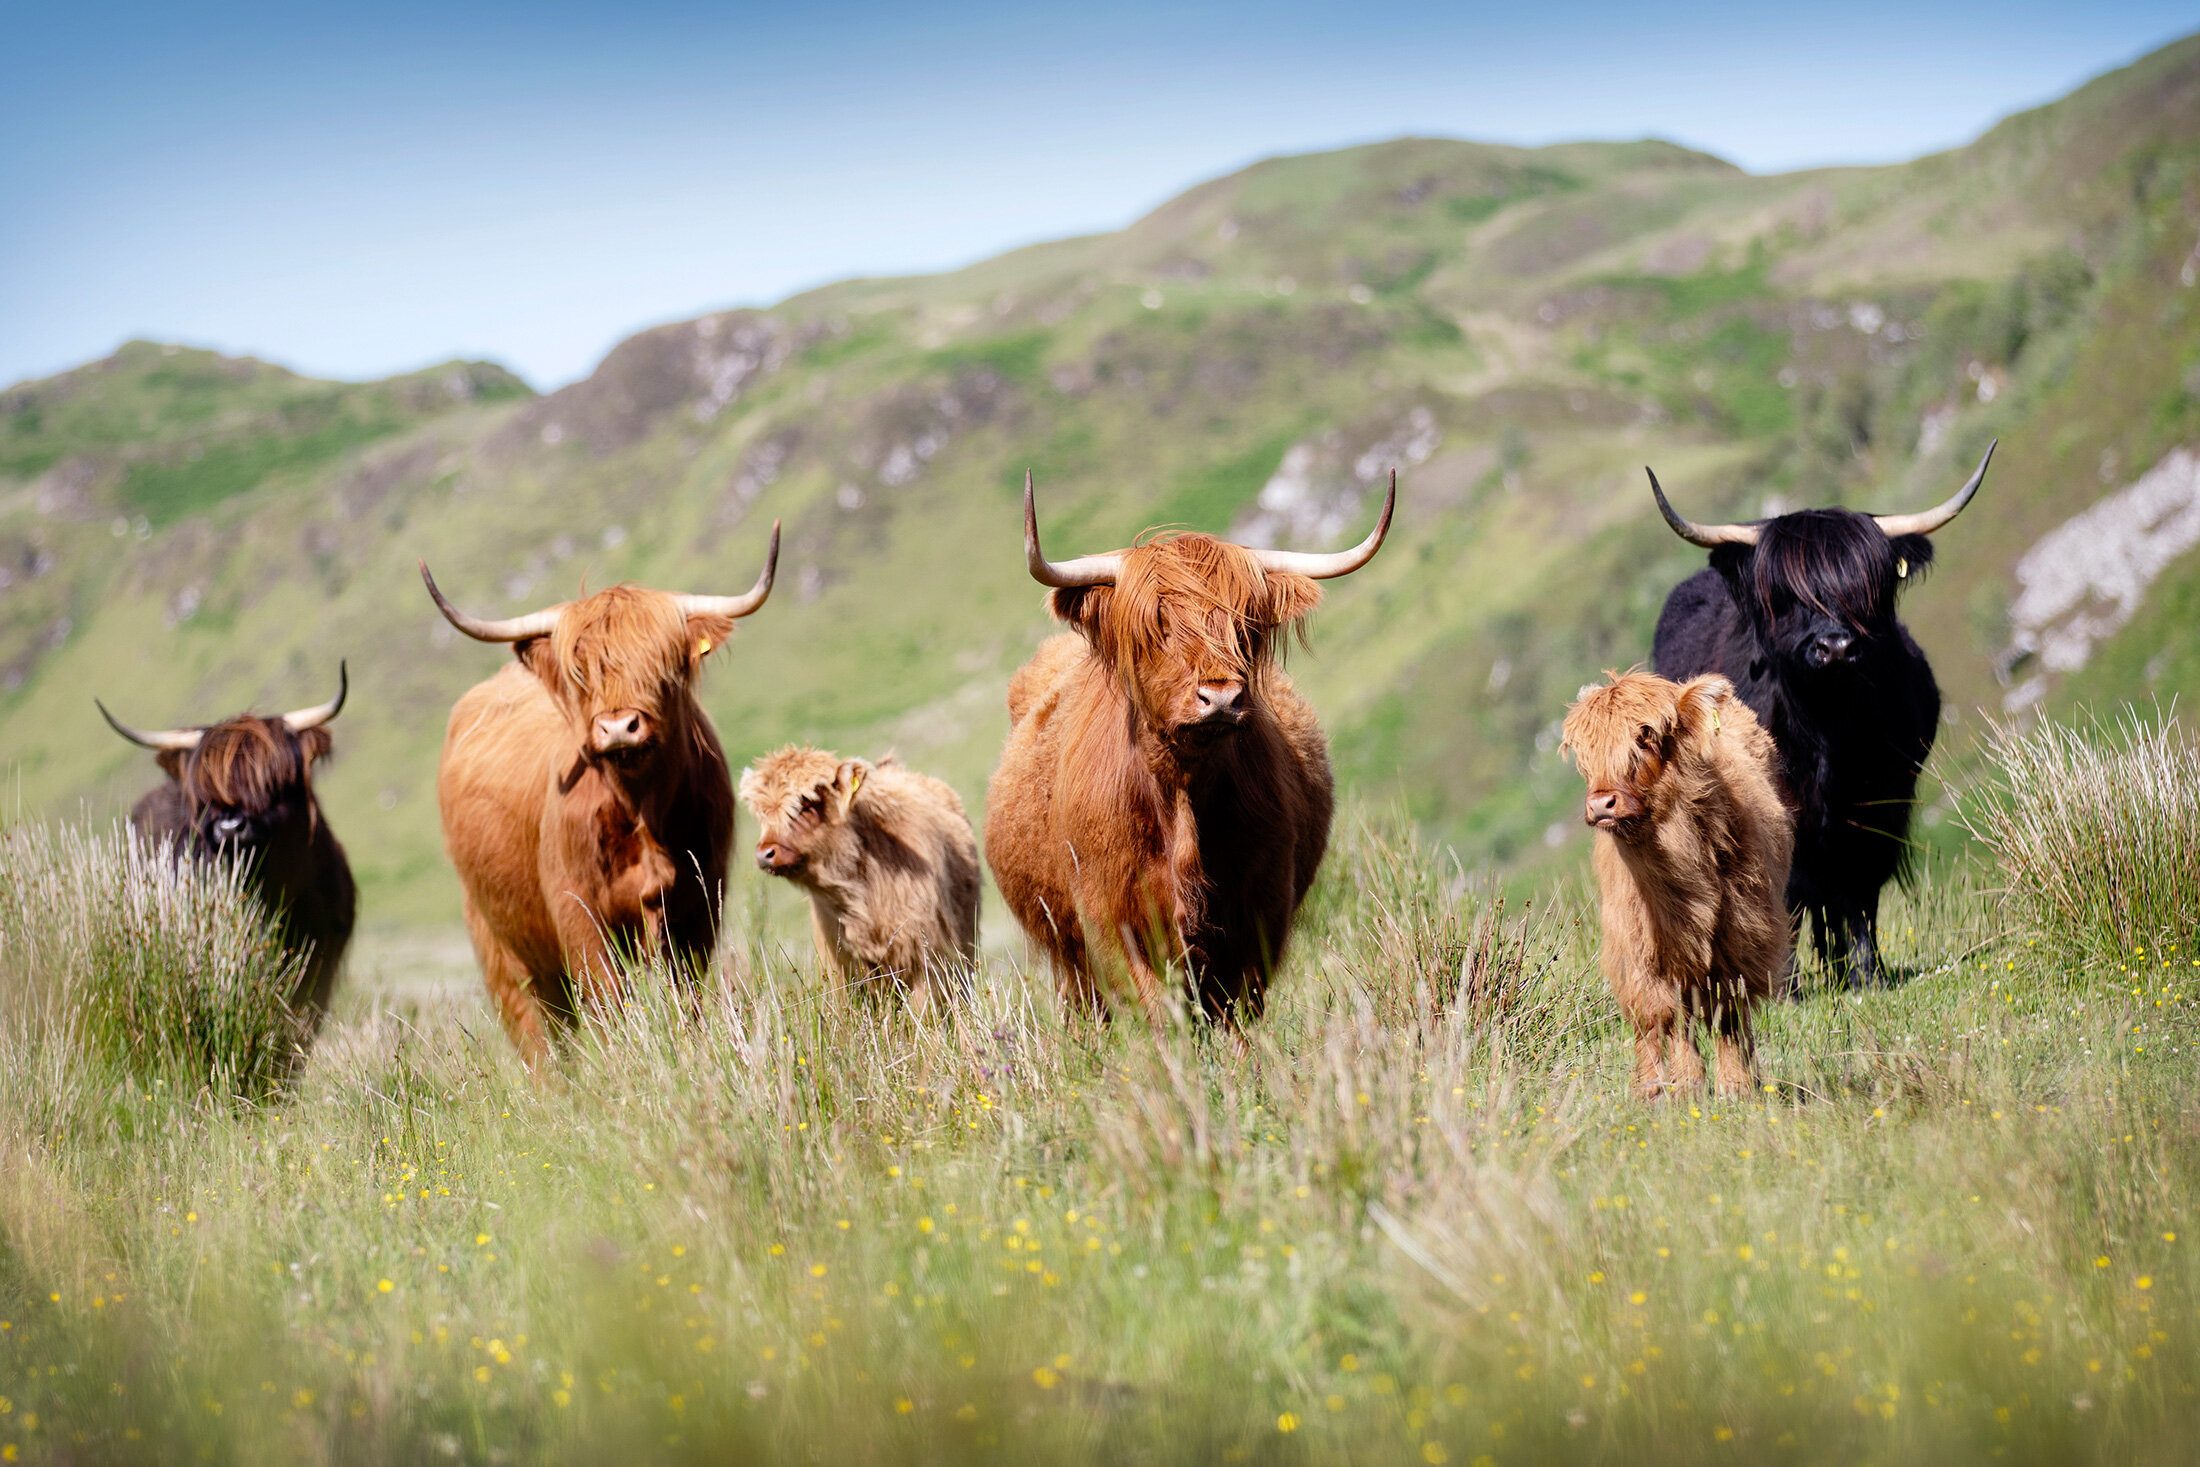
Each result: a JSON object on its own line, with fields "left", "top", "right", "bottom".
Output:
{"left": 513, "top": 636, "right": 555, "bottom": 681}
{"left": 1047, "top": 585, "right": 1107, "bottom": 633}
{"left": 1707, "top": 543, "right": 1752, "bottom": 583}
{"left": 835, "top": 758, "right": 871, "bottom": 819}
{"left": 1675, "top": 675, "right": 1733, "bottom": 747}
{"left": 686, "top": 611, "right": 737, "bottom": 664}
{"left": 155, "top": 748, "right": 189, "bottom": 781}
{"left": 1889, "top": 533, "right": 1934, "bottom": 587}
{"left": 298, "top": 726, "right": 335, "bottom": 766}
{"left": 1265, "top": 572, "right": 1323, "bottom": 628}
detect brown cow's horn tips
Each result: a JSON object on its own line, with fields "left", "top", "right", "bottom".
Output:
{"left": 673, "top": 518, "right": 781, "bottom": 620}
{"left": 1252, "top": 469, "right": 1395, "bottom": 579}
{"left": 420, "top": 560, "right": 565, "bottom": 643}
{"left": 1647, "top": 466, "right": 1762, "bottom": 548}
{"left": 281, "top": 661, "right": 347, "bottom": 732}
{"left": 1024, "top": 471, "right": 1123, "bottom": 589}
{"left": 1872, "top": 439, "right": 1996, "bottom": 538}
{"left": 97, "top": 698, "right": 201, "bottom": 752}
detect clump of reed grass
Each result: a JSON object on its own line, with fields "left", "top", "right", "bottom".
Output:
{"left": 0, "top": 821, "right": 305, "bottom": 1104}
{"left": 1963, "top": 708, "right": 2200, "bottom": 966}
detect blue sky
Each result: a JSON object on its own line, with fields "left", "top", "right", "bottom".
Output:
{"left": 3, "top": 1, "right": 2193, "bottom": 391}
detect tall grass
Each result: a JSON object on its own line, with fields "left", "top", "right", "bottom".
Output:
{"left": 1964, "top": 708, "right": 2200, "bottom": 965}
{"left": 0, "top": 822, "right": 305, "bottom": 1109}
{"left": 2, "top": 800, "right": 2198, "bottom": 1463}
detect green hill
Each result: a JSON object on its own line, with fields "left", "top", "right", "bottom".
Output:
{"left": 7, "top": 34, "right": 2200, "bottom": 928}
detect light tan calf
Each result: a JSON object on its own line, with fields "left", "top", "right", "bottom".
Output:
{"left": 740, "top": 746, "right": 979, "bottom": 1010}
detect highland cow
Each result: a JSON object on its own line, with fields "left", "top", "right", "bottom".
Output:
{"left": 985, "top": 471, "right": 1391, "bottom": 1025}
{"left": 99, "top": 666, "right": 357, "bottom": 1038}
{"left": 739, "top": 746, "right": 980, "bottom": 1010}
{"left": 1563, "top": 671, "right": 1793, "bottom": 1099}
{"left": 1649, "top": 444, "right": 1994, "bottom": 987}
{"left": 422, "top": 526, "right": 777, "bottom": 1064}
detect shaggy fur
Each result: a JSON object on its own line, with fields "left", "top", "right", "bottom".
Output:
{"left": 739, "top": 746, "right": 980, "bottom": 1011}
{"left": 1653, "top": 510, "right": 1941, "bottom": 987}
{"left": 1563, "top": 672, "right": 1793, "bottom": 1099}
{"left": 437, "top": 584, "right": 741, "bottom": 1064}
{"left": 986, "top": 532, "right": 1334, "bottom": 1025}
{"left": 126, "top": 714, "right": 355, "bottom": 1038}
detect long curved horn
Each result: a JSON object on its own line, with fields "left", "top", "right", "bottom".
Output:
{"left": 1252, "top": 471, "right": 1396, "bottom": 580}
{"left": 672, "top": 520, "right": 781, "bottom": 620}
{"left": 1024, "top": 471, "right": 1124, "bottom": 589}
{"left": 281, "top": 661, "right": 348, "bottom": 731}
{"left": 97, "top": 699, "right": 202, "bottom": 752}
{"left": 1872, "top": 440, "right": 1996, "bottom": 537}
{"left": 1647, "top": 466, "right": 1762, "bottom": 548}
{"left": 420, "top": 561, "right": 566, "bottom": 643}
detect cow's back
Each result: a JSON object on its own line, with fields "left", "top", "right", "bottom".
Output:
{"left": 986, "top": 634, "right": 1101, "bottom": 980}
{"left": 1651, "top": 568, "right": 1750, "bottom": 685}
{"left": 438, "top": 662, "right": 567, "bottom": 974}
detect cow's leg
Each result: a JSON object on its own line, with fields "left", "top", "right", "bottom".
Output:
{"left": 464, "top": 899, "right": 557, "bottom": 1067}
{"left": 1665, "top": 1008, "right": 1707, "bottom": 1092}
{"left": 1842, "top": 901, "right": 1884, "bottom": 990}
{"left": 1631, "top": 1020, "right": 1671, "bottom": 1100}
{"left": 1711, "top": 988, "right": 1758, "bottom": 1098}
{"left": 1117, "top": 922, "right": 1172, "bottom": 1022}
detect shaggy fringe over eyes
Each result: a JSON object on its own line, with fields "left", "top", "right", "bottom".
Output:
{"left": 1561, "top": 674, "right": 1678, "bottom": 789}
{"left": 739, "top": 745, "right": 842, "bottom": 823}
{"left": 171, "top": 720, "right": 327, "bottom": 811}
{"left": 1748, "top": 511, "right": 1930, "bottom": 630}
{"left": 1063, "top": 533, "right": 1322, "bottom": 676}
{"left": 547, "top": 585, "right": 714, "bottom": 711}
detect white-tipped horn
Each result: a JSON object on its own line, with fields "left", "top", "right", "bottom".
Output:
{"left": 1647, "top": 466, "right": 1763, "bottom": 548}
{"left": 97, "top": 699, "right": 202, "bottom": 752}
{"left": 672, "top": 520, "right": 781, "bottom": 620}
{"left": 1872, "top": 440, "right": 1996, "bottom": 537}
{"left": 419, "top": 561, "right": 566, "bottom": 643}
{"left": 1252, "top": 471, "right": 1396, "bottom": 579}
{"left": 1024, "top": 471, "right": 1124, "bottom": 589}
{"left": 281, "top": 662, "right": 348, "bottom": 732}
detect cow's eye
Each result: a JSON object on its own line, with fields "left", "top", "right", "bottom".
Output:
{"left": 1636, "top": 725, "right": 1658, "bottom": 750}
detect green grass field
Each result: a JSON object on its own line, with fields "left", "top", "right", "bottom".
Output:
{"left": 4, "top": 713, "right": 2197, "bottom": 1465}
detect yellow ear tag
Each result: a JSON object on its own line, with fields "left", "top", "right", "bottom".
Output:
{"left": 841, "top": 765, "right": 866, "bottom": 818}
{"left": 696, "top": 636, "right": 713, "bottom": 656}
{"left": 1895, "top": 558, "right": 1908, "bottom": 579}
{"left": 1710, "top": 707, "right": 1722, "bottom": 735}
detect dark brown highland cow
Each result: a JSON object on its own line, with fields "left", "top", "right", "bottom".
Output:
{"left": 985, "top": 472, "right": 1391, "bottom": 1025}
{"left": 100, "top": 666, "right": 357, "bottom": 1039}
{"left": 422, "top": 526, "right": 777, "bottom": 1064}
{"left": 740, "top": 745, "right": 980, "bottom": 1012}
{"left": 1563, "top": 671, "right": 1793, "bottom": 1099}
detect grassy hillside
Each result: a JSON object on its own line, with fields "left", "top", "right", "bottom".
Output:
{"left": 5, "top": 35, "right": 2200, "bottom": 928}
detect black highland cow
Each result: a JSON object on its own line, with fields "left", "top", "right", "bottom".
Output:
{"left": 1647, "top": 445, "right": 1994, "bottom": 989}
{"left": 99, "top": 665, "right": 358, "bottom": 1036}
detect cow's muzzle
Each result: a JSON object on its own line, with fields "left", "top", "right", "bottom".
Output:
{"left": 754, "top": 841, "right": 803, "bottom": 876}
{"left": 1803, "top": 631, "right": 1855, "bottom": 669}
{"left": 591, "top": 709, "right": 655, "bottom": 757}
{"left": 1186, "top": 680, "right": 1247, "bottom": 734}
{"left": 1585, "top": 788, "right": 1644, "bottom": 831}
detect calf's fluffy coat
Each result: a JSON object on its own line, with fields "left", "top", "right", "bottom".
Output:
{"left": 1563, "top": 672, "right": 1793, "bottom": 1098}
{"left": 740, "top": 747, "right": 980, "bottom": 1008}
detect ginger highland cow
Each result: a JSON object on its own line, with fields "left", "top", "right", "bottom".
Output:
{"left": 739, "top": 746, "right": 980, "bottom": 1010}
{"left": 422, "top": 526, "right": 778, "bottom": 1064}
{"left": 985, "top": 471, "right": 1390, "bottom": 1025}
{"left": 1563, "top": 671, "right": 1793, "bottom": 1099}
